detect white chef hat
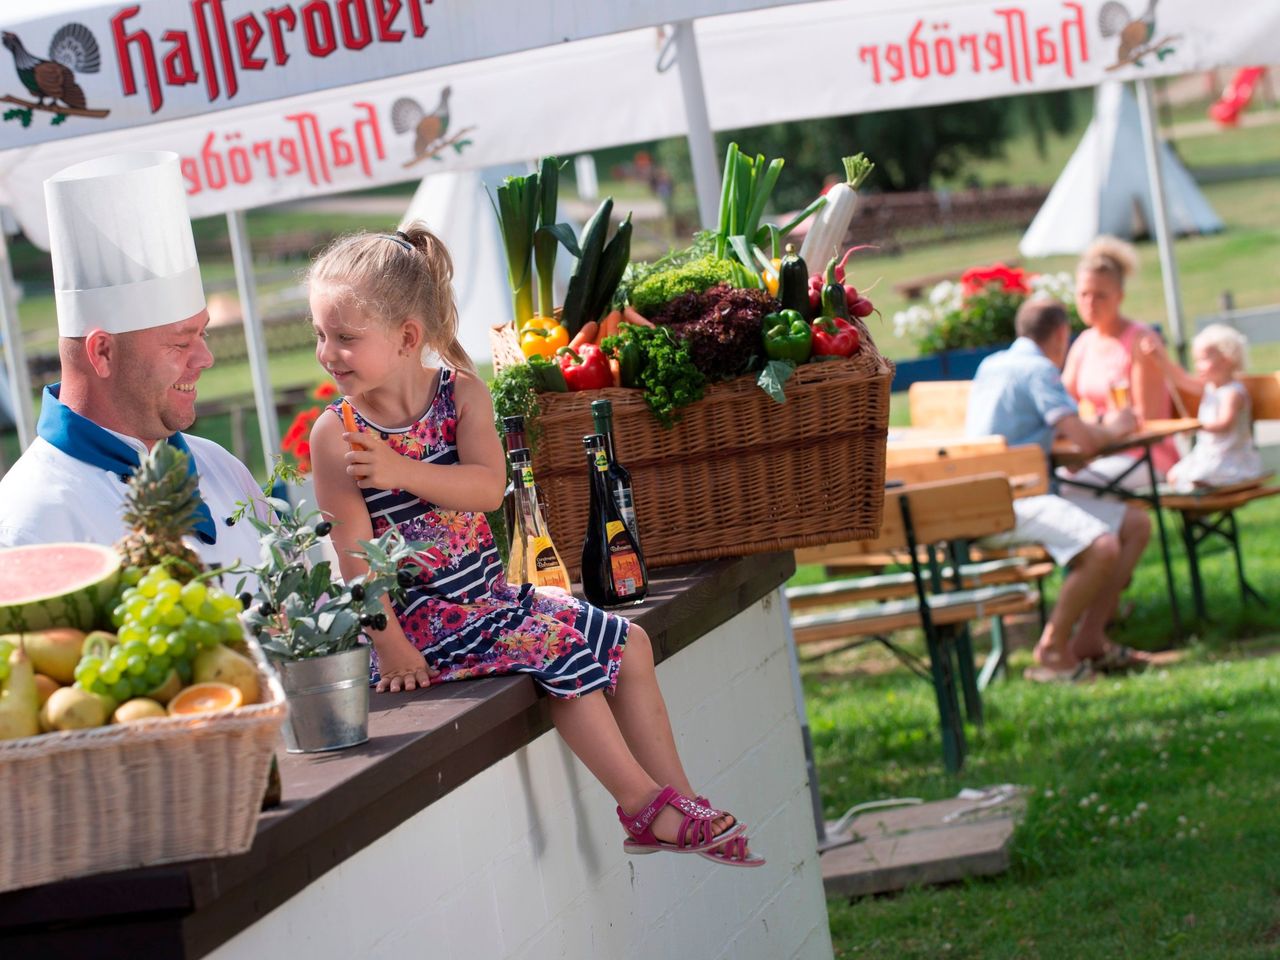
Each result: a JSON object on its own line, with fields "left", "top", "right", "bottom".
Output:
{"left": 44, "top": 151, "right": 206, "bottom": 337}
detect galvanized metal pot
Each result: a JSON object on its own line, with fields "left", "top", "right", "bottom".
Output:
{"left": 274, "top": 645, "right": 371, "bottom": 753}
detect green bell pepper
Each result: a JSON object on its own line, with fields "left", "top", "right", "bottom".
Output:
{"left": 762, "top": 309, "right": 812, "bottom": 364}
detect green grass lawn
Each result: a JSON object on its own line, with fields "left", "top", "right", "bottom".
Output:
{"left": 806, "top": 465, "right": 1280, "bottom": 958}
{"left": 815, "top": 644, "right": 1280, "bottom": 958}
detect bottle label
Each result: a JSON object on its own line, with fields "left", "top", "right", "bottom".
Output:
{"left": 611, "top": 483, "right": 638, "bottom": 538}
{"left": 605, "top": 521, "right": 644, "bottom": 597}
{"left": 530, "top": 536, "right": 570, "bottom": 592}
{"left": 594, "top": 451, "right": 609, "bottom": 472}
{"left": 521, "top": 466, "right": 535, "bottom": 488}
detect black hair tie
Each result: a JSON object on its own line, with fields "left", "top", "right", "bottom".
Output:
{"left": 384, "top": 231, "right": 413, "bottom": 252}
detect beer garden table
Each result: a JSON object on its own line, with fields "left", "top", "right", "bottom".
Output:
{"left": 1052, "top": 418, "right": 1201, "bottom": 640}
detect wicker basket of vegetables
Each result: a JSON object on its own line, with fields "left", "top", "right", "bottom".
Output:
{"left": 492, "top": 148, "right": 890, "bottom": 579}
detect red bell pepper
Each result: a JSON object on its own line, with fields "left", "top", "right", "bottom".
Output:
{"left": 557, "top": 344, "right": 614, "bottom": 391}
{"left": 811, "top": 317, "right": 860, "bottom": 357}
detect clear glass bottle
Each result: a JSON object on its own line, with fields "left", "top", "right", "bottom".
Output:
{"left": 590, "top": 398, "right": 640, "bottom": 547}
{"left": 580, "top": 434, "right": 648, "bottom": 607}
{"left": 505, "top": 447, "right": 571, "bottom": 592}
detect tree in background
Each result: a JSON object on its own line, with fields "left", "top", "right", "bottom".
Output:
{"left": 652, "top": 90, "right": 1081, "bottom": 217}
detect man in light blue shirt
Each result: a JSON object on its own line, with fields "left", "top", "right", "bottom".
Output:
{"left": 966, "top": 298, "right": 1152, "bottom": 680}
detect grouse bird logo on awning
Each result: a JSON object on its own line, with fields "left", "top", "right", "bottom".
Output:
{"left": 1101, "top": 0, "right": 1181, "bottom": 71}
{"left": 391, "top": 87, "right": 475, "bottom": 169}
{"left": 1, "top": 23, "right": 110, "bottom": 128}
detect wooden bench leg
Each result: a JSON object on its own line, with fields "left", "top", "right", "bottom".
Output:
{"left": 1179, "top": 512, "right": 1209, "bottom": 622}
{"left": 979, "top": 616, "right": 1007, "bottom": 691}
{"left": 923, "top": 626, "right": 966, "bottom": 773}
{"left": 952, "top": 624, "right": 984, "bottom": 727}
{"left": 1225, "top": 512, "right": 1268, "bottom": 609}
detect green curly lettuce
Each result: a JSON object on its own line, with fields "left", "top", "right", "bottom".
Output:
{"left": 626, "top": 254, "right": 740, "bottom": 317}
{"left": 602, "top": 324, "right": 706, "bottom": 428}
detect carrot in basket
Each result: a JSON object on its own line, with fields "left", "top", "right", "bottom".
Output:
{"left": 569, "top": 321, "right": 598, "bottom": 350}
{"left": 608, "top": 357, "right": 622, "bottom": 388}
{"left": 597, "top": 309, "right": 622, "bottom": 342}
{"left": 622, "top": 306, "right": 654, "bottom": 328}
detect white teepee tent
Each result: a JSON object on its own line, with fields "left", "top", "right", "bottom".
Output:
{"left": 1020, "top": 82, "right": 1223, "bottom": 257}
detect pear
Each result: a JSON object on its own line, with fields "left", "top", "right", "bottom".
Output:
{"left": 44, "top": 685, "right": 107, "bottom": 731}
{"left": 113, "top": 698, "right": 167, "bottom": 723}
{"left": 193, "top": 645, "right": 260, "bottom": 706}
{"left": 22, "top": 628, "right": 87, "bottom": 685}
{"left": 32, "top": 673, "right": 60, "bottom": 707}
{"left": 0, "top": 645, "right": 40, "bottom": 740}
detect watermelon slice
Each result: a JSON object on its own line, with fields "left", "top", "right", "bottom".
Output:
{"left": 0, "top": 543, "right": 121, "bottom": 634}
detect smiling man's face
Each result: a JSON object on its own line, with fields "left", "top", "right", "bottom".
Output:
{"left": 110, "top": 310, "right": 214, "bottom": 441}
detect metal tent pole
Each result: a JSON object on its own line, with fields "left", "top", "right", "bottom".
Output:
{"left": 0, "top": 230, "right": 34, "bottom": 449}
{"left": 670, "top": 20, "right": 721, "bottom": 229}
{"left": 1135, "top": 78, "right": 1189, "bottom": 365}
{"left": 225, "top": 210, "right": 280, "bottom": 475}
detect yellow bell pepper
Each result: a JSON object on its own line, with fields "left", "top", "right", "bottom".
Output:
{"left": 519, "top": 317, "right": 570, "bottom": 359}
{"left": 763, "top": 259, "right": 781, "bottom": 297}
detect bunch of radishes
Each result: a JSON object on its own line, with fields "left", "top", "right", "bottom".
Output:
{"left": 806, "top": 245, "right": 876, "bottom": 319}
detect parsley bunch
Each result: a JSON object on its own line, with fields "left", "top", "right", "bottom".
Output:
{"left": 602, "top": 324, "right": 706, "bottom": 428}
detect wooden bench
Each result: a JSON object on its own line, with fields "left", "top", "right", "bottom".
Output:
{"left": 907, "top": 380, "right": 973, "bottom": 431}
{"left": 1160, "top": 374, "right": 1280, "bottom": 620}
{"left": 790, "top": 474, "right": 1039, "bottom": 772}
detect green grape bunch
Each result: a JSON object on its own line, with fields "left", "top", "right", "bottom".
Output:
{"left": 72, "top": 565, "right": 245, "bottom": 703}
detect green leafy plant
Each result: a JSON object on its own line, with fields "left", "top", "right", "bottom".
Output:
{"left": 230, "top": 465, "right": 431, "bottom": 661}
{"left": 893, "top": 265, "right": 1080, "bottom": 355}
{"left": 490, "top": 362, "right": 542, "bottom": 451}
{"left": 601, "top": 324, "right": 706, "bottom": 428}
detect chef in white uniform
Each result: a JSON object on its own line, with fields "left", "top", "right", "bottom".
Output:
{"left": 0, "top": 151, "right": 265, "bottom": 572}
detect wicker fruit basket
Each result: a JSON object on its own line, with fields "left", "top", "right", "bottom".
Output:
{"left": 491, "top": 322, "right": 893, "bottom": 580}
{"left": 0, "top": 641, "right": 287, "bottom": 893}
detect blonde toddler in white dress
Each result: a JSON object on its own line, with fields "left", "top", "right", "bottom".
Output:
{"left": 1142, "top": 324, "right": 1265, "bottom": 491}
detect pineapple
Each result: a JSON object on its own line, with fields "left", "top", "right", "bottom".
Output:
{"left": 116, "top": 441, "right": 205, "bottom": 582}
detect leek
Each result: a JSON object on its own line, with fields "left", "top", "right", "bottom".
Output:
{"left": 713, "top": 142, "right": 825, "bottom": 283}
{"left": 492, "top": 172, "right": 540, "bottom": 329}
{"left": 533, "top": 156, "right": 562, "bottom": 319}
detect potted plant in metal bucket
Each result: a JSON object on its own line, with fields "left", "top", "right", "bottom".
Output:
{"left": 231, "top": 488, "right": 428, "bottom": 753}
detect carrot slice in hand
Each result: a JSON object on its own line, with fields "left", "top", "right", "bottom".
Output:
{"left": 341, "top": 400, "right": 363, "bottom": 451}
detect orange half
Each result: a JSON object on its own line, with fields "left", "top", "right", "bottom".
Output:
{"left": 167, "top": 682, "right": 244, "bottom": 717}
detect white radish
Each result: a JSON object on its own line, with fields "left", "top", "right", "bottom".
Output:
{"left": 800, "top": 154, "right": 875, "bottom": 268}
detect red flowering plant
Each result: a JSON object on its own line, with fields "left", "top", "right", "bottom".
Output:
{"left": 893, "top": 262, "right": 1079, "bottom": 355}
{"left": 281, "top": 381, "right": 340, "bottom": 474}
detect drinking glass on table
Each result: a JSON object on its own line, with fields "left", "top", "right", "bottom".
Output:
{"left": 1109, "top": 378, "right": 1132, "bottom": 411}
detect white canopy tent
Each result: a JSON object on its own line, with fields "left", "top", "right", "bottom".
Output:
{"left": 1, "top": 0, "right": 1278, "bottom": 451}
{"left": 1020, "top": 81, "right": 1224, "bottom": 255}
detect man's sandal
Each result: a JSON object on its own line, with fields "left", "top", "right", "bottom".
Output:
{"left": 692, "top": 796, "right": 766, "bottom": 868}
{"left": 618, "top": 786, "right": 746, "bottom": 855}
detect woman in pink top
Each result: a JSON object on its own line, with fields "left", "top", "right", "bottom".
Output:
{"left": 1062, "top": 237, "right": 1180, "bottom": 486}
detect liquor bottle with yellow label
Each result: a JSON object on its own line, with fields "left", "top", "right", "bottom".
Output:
{"left": 580, "top": 434, "right": 648, "bottom": 607}
{"left": 505, "top": 447, "right": 571, "bottom": 593}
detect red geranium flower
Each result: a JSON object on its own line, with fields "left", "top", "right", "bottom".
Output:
{"left": 960, "top": 262, "right": 1032, "bottom": 298}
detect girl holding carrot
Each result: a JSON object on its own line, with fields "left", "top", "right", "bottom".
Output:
{"left": 306, "top": 222, "right": 763, "bottom": 867}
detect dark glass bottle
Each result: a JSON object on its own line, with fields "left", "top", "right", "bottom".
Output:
{"left": 590, "top": 398, "right": 640, "bottom": 547}
{"left": 501, "top": 416, "right": 528, "bottom": 546}
{"left": 581, "top": 434, "right": 648, "bottom": 607}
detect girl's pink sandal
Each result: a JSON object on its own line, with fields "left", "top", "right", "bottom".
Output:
{"left": 617, "top": 786, "right": 746, "bottom": 855}
{"left": 698, "top": 832, "right": 766, "bottom": 868}
{"left": 691, "top": 796, "right": 766, "bottom": 868}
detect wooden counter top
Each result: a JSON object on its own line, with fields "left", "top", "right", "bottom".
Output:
{"left": 0, "top": 552, "right": 795, "bottom": 959}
